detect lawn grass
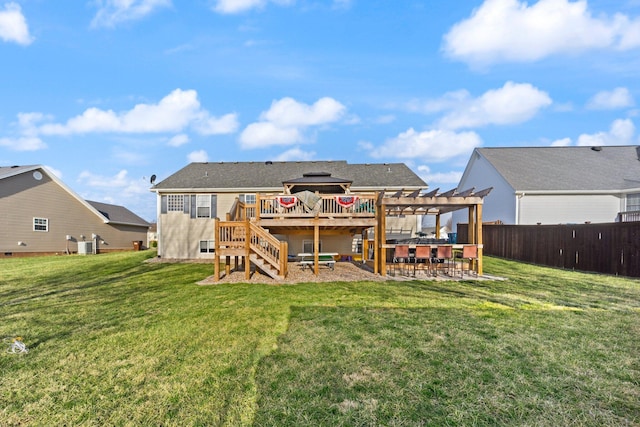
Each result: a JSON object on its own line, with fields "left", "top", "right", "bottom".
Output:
{"left": 0, "top": 252, "right": 639, "bottom": 426}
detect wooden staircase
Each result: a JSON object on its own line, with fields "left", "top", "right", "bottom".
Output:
{"left": 214, "top": 219, "right": 288, "bottom": 281}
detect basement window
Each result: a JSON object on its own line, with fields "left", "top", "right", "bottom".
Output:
{"left": 200, "top": 240, "right": 215, "bottom": 253}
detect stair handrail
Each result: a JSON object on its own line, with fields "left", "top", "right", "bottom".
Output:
{"left": 248, "top": 221, "right": 285, "bottom": 274}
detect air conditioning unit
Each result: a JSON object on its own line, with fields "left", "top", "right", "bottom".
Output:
{"left": 78, "top": 241, "right": 93, "bottom": 255}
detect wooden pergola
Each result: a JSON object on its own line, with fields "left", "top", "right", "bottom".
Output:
{"left": 372, "top": 187, "right": 493, "bottom": 276}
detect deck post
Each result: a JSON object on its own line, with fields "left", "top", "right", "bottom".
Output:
{"left": 362, "top": 230, "right": 368, "bottom": 263}
{"left": 245, "top": 218, "right": 251, "bottom": 280}
{"left": 314, "top": 216, "right": 320, "bottom": 275}
{"left": 214, "top": 218, "right": 220, "bottom": 281}
{"left": 255, "top": 193, "right": 260, "bottom": 221}
{"left": 280, "top": 241, "right": 288, "bottom": 277}
{"left": 378, "top": 201, "right": 386, "bottom": 276}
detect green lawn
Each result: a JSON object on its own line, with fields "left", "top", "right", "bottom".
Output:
{"left": 1, "top": 252, "right": 638, "bottom": 426}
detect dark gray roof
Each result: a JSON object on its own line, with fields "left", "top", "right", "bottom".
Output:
{"left": 87, "top": 200, "right": 150, "bottom": 227}
{"left": 0, "top": 165, "right": 40, "bottom": 179}
{"left": 153, "top": 161, "right": 426, "bottom": 190}
{"left": 476, "top": 145, "right": 640, "bottom": 191}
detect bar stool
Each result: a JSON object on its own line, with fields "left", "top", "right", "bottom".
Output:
{"left": 436, "top": 245, "right": 454, "bottom": 276}
{"left": 392, "top": 244, "right": 410, "bottom": 276}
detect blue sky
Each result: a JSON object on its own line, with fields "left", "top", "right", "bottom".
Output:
{"left": 2, "top": 0, "right": 640, "bottom": 221}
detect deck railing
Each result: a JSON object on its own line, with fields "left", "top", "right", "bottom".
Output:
{"left": 617, "top": 210, "right": 640, "bottom": 222}
{"left": 216, "top": 219, "right": 286, "bottom": 277}
{"left": 254, "top": 193, "right": 377, "bottom": 219}
{"left": 249, "top": 222, "right": 287, "bottom": 276}
{"left": 217, "top": 221, "right": 247, "bottom": 250}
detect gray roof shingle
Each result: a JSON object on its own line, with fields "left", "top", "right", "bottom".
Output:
{"left": 87, "top": 201, "right": 150, "bottom": 227}
{"left": 153, "top": 161, "right": 426, "bottom": 191}
{"left": 476, "top": 145, "right": 640, "bottom": 191}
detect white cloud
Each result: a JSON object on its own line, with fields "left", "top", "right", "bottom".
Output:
{"left": 192, "top": 112, "right": 239, "bottom": 135}
{"left": 370, "top": 128, "right": 482, "bottom": 162}
{"left": 577, "top": 118, "right": 637, "bottom": 146}
{"left": 587, "top": 87, "right": 634, "bottom": 110}
{"left": 0, "top": 136, "right": 46, "bottom": 151}
{"left": 212, "top": 0, "right": 294, "bottom": 14}
{"left": 240, "top": 122, "right": 302, "bottom": 148}
{"left": 437, "top": 82, "right": 552, "bottom": 130}
{"left": 443, "top": 0, "right": 640, "bottom": 66}
{"left": 167, "top": 134, "right": 190, "bottom": 147}
{"left": 0, "top": 2, "right": 33, "bottom": 45}
{"left": 188, "top": 150, "right": 208, "bottom": 162}
{"left": 77, "top": 169, "right": 149, "bottom": 198}
{"left": 239, "top": 97, "right": 346, "bottom": 149}
{"left": 260, "top": 97, "right": 346, "bottom": 127}
{"left": 550, "top": 137, "right": 572, "bottom": 146}
{"left": 91, "top": 0, "right": 172, "bottom": 28}
{"left": 416, "top": 165, "right": 463, "bottom": 186}
{"left": 273, "top": 147, "right": 316, "bottom": 161}
{"left": 31, "top": 89, "right": 236, "bottom": 136}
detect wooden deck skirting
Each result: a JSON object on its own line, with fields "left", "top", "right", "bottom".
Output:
{"left": 214, "top": 188, "right": 491, "bottom": 280}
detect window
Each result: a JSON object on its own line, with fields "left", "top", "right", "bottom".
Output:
{"left": 627, "top": 193, "right": 640, "bottom": 211}
{"left": 34, "top": 217, "right": 48, "bottom": 232}
{"left": 240, "top": 194, "right": 256, "bottom": 205}
{"left": 196, "top": 195, "right": 211, "bottom": 218}
{"left": 167, "top": 195, "right": 185, "bottom": 212}
{"left": 302, "top": 240, "right": 322, "bottom": 253}
{"left": 200, "top": 240, "right": 215, "bottom": 253}
{"left": 190, "top": 195, "right": 217, "bottom": 219}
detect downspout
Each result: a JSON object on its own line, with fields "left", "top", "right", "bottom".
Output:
{"left": 516, "top": 192, "right": 525, "bottom": 225}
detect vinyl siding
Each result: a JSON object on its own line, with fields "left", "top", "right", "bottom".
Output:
{"left": 0, "top": 171, "right": 147, "bottom": 254}
{"left": 519, "top": 194, "right": 622, "bottom": 225}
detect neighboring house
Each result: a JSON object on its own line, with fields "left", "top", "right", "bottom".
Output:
{"left": 0, "top": 165, "right": 150, "bottom": 257}
{"left": 151, "top": 161, "right": 427, "bottom": 261}
{"left": 453, "top": 145, "right": 640, "bottom": 226}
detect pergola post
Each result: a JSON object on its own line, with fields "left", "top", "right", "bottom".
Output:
{"left": 435, "top": 214, "right": 441, "bottom": 239}
{"left": 476, "top": 203, "right": 483, "bottom": 276}
{"left": 468, "top": 205, "right": 476, "bottom": 272}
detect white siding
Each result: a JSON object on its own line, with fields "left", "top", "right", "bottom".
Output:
{"left": 453, "top": 152, "right": 517, "bottom": 226}
{"left": 519, "top": 194, "right": 621, "bottom": 224}
{"left": 159, "top": 210, "right": 216, "bottom": 259}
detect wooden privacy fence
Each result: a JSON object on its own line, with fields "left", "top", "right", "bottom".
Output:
{"left": 457, "top": 222, "right": 640, "bottom": 277}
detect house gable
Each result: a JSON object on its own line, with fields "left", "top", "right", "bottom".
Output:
{"left": 1, "top": 165, "right": 149, "bottom": 255}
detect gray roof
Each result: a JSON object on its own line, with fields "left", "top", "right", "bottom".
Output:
{"left": 476, "top": 145, "right": 640, "bottom": 192}
{"left": 0, "top": 164, "right": 40, "bottom": 179}
{"left": 87, "top": 201, "right": 150, "bottom": 227}
{"left": 153, "top": 161, "right": 426, "bottom": 191}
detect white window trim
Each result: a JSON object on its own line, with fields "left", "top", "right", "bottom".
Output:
{"left": 33, "top": 217, "right": 49, "bottom": 232}
{"left": 199, "top": 240, "right": 215, "bottom": 253}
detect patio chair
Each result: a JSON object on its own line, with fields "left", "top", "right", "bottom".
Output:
{"left": 458, "top": 245, "right": 478, "bottom": 278}
{"left": 435, "top": 245, "right": 454, "bottom": 276}
{"left": 392, "top": 244, "right": 410, "bottom": 276}
{"left": 413, "top": 245, "right": 433, "bottom": 277}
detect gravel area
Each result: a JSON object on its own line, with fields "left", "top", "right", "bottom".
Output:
{"left": 197, "top": 261, "right": 391, "bottom": 285}
{"left": 146, "top": 256, "right": 497, "bottom": 285}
